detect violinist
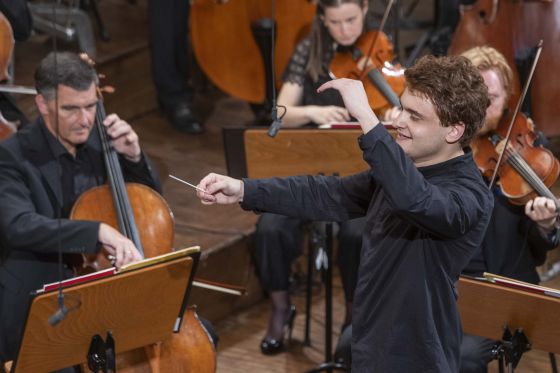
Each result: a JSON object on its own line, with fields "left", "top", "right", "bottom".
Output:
{"left": 278, "top": 0, "right": 402, "bottom": 127}
{"left": 460, "top": 46, "right": 560, "bottom": 373}
{"left": 0, "top": 52, "right": 159, "bottom": 367}
{"left": 254, "top": 0, "right": 394, "bottom": 355}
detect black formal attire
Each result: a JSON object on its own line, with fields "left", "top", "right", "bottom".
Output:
{"left": 0, "top": 117, "right": 160, "bottom": 363}
{"left": 148, "top": 0, "right": 192, "bottom": 110}
{"left": 147, "top": 0, "right": 202, "bottom": 134}
{"left": 460, "top": 192, "right": 558, "bottom": 373}
{"left": 254, "top": 36, "right": 364, "bottom": 302}
{"left": 242, "top": 124, "right": 493, "bottom": 371}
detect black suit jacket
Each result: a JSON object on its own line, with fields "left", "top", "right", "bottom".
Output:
{"left": 0, "top": 117, "right": 161, "bottom": 361}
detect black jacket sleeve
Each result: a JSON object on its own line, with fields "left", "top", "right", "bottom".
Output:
{"left": 0, "top": 144, "right": 100, "bottom": 254}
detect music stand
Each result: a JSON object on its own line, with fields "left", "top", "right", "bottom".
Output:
{"left": 242, "top": 128, "right": 370, "bottom": 372}
{"left": 11, "top": 247, "right": 200, "bottom": 373}
{"left": 458, "top": 275, "right": 560, "bottom": 372}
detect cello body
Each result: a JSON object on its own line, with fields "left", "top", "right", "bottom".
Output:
{"left": 107, "top": 308, "right": 216, "bottom": 373}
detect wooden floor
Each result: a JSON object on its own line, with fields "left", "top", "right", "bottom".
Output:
{"left": 214, "top": 270, "right": 560, "bottom": 373}
{"left": 8, "top": 1, "right": 560, "bottom": 372}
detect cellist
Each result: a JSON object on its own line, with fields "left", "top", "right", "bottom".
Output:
{"left": 460, "top": 46, "right": 559, "bottom": 373}
{"left": 0, "top": 52, "right": 155, "bottom": 369}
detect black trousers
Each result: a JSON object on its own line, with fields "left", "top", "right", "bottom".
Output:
{"left": 147, "top": 0, "right": 193, "bottom": 109}
{"left": 254, "top": 213, "right": 364, "bottom": 302}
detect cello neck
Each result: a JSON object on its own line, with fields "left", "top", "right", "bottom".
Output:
{"left": 95, "top": 101, "right": 145, "bottom": 256}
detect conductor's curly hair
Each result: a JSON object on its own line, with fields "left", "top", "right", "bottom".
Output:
{"left": 405, "top": 55, "right": 490, "bottom": 147}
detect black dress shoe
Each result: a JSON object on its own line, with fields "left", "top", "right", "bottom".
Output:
{"left": 260, "top": 305, "right": 297, "bottom": 355}
{"left": 166, "top": 102, "right": 205, "bottom": 134}
{"left": 260, "top": 338, "right": 283, "bottom": 355}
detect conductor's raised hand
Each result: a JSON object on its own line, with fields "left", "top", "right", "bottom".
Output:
{"left": 317, "top": 78, "right": 379, "bottom": 133}
{"left": 197, "top": 173, "right": 244, "bottom": 205}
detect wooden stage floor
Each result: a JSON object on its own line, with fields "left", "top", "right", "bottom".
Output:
{"left": 8, "top": 1, "right": 560, "bottom": 371}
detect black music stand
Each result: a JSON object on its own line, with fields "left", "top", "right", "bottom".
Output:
{"left": 306, "top": 222, "right": 347, "bottom": 373}
{"left": 11, "top": 247, "right": 200, "bottom": 373}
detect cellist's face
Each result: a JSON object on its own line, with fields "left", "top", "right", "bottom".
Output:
{"left": 480, "top": 68, "right": 508, "bottom": 135}
{"left": 35, "top": 83, "right": 98, "bottom": 156}
{"left": 323, "top": 3, "right": 367, "bottom": 46}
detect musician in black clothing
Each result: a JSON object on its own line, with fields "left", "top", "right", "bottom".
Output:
{"left": 0, "top": 52, "right": 152, "bottom": 367}
{"left": 147, "top": 0, "right": 204, "bottom": 134}
{"left": 460, "top": 46, "right": 559, "bottom": 373}
{"left": 196, "top": 55, "right": 493, "bottom": 372}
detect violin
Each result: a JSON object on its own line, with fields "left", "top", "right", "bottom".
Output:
{"left": 472, "top": 41, "right": 560, "bottom": 209}
{"left": 449, "top": 0, "right": 560, "bottom": 138}
{"left": 328, "top": 29, "right": 404, "bottom": 115}
{"left": 328, "top": 0, "right": 404, "bottom": 116}
{"left": 472, "top": 111, "right": 560, "bottom": 207}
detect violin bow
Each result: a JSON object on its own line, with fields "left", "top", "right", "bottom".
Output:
{"left": 488, "top": 39, "right": 543, "bottom": 190}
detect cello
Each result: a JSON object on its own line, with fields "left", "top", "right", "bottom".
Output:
{"left": 0, "top": 11, "right": 18, "bottom": 140}
{"left": 70, "top": 69, "right": 216, "bottom": 372}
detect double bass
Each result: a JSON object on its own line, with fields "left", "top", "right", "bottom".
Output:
{"left": 70, "top": 78, "right": 216, "bottom": 371}
{"left": 190, "top": 0, "right": 316, "bottom": 104}
{"left": 449, "top": 0, "right": 560, "bottom": 137}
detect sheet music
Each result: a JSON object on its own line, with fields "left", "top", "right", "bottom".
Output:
{"left": 483, "top": 272, "right": 560, "bottom": 298}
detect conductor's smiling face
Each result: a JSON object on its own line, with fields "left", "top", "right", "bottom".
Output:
{"left": 392, "top": 88, "right": 464, "bottom": 167}
{"left": 36, "top": 82, "right": 98, "bottom": 156}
